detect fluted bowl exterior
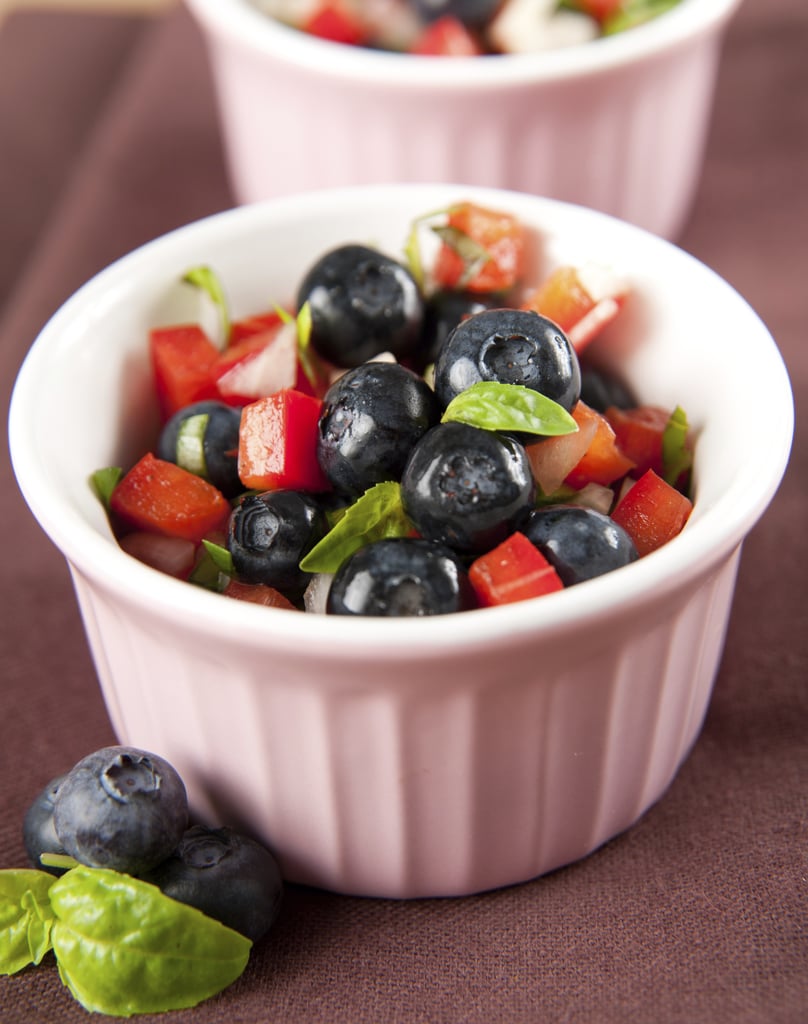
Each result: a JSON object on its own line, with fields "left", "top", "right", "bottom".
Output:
{"left": 184, "top": 0, "right": 744, "bottom": 239}
{"left": 9, "top": 184, "right": 793, "bottom": 897}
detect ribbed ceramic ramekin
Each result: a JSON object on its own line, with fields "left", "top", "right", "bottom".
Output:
{"left": 185, "top": 0, "right": 743, "bottom": 238}
{"left": 9, "top": 184, "right": 792, "bottom": 897}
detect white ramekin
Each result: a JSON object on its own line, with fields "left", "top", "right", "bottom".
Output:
{"left": 185, "top": 0, "right": 744, "bottom": 238}
{"left": 9, "top": 183, "right": 792, "bottom": 897}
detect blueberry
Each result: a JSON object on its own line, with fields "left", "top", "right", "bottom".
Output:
{"left": 412, "top": 0, "right": 501, "bottom": 28}
{"left": 327, "top": 537, "right": 476, "bottom": 616}
{"left": 317, "top": 361, "right": 440, "bottom": 498}
{"left": 579, "top": 365, "right": 636, "bottom": 413}
{"left": 228, "top": 490, "right": 328, "bottom": 601}
{"left": 143, "top": 826, "right": 283, "bottom": 943}
{"left": 53, "top": 746, "right": 188, "bottom": 875}
{"left": 401, "top": 422, "right": 535, "bottom": 554}
{"left": 296, "top": 244, "right": 424, "bottom": 367}
{"left": 520, "top": 505, "right": 639, "bottom": 586}
{"left": 433, "top": 308, "right": 581, "bottom": 413}
{"left": 157, "top": 400, "right": 243, "bottom": 498}
{"left": 418, "top": 289, "right": 498, "bottom": 371}
{"left": 22, "top": 774, "right": 69, "bottom": 875}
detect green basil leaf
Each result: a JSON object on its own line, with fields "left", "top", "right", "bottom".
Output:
{"left": 603, "top": 0, "right": 680, "bottom": 34}
{"left": 0, "top": 869, "right": 56, "bottom": 975}
{"left": 90, "top": 466, "right": 122, "bottom": 511}
{"left": 50, "top": 866, "right": 251, "bottom": 1017}
{"left": 201, "top": 539, "right": 235, "bottom": 575}
{"left": 272, "top": 301, "right": 329, "bottom": 393}
{"left": 402, "top": 203, "right": 457, "bottom": 289}
{"left": 188, "top": 550, "right": 228, "bottom": 592}
{"left": 183, "top": 265, "right": 230, "bottom": 344}
{"left": 403, "top": 218, "right": 426, "bottom": 290}
{"left": 662, "top": 404, "right": 693, "bottom": 486}
{"left": 39, "top": 854, "right": 79, "bottom": 872}
{"left": 441, "top": 382, "right": 578, "bottom": 437}
{"left": 295, "top": 301, "right": 330, "bottom": 393}
{"left": 272, "top": 302, "right": 294, "bottom": 327}
{"left": 300, "top": 481, "right": 413, "bottom": 574}
{"left": 190, "top": 540, "right": 234, "bottom": 593}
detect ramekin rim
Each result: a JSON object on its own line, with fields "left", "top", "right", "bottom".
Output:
{"left": 184, "top": 0, "right": 745, "bottom": 87}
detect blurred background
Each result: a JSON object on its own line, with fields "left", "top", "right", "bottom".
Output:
{"left": 0, "top": 0, "right": 174, "bottom": 20}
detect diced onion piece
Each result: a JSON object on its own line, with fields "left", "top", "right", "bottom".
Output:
{"left": 567, "top": 297, "right": 621, "bottom": 352}
{"left": 119, "top": 531, "right": 197, "bottom": 579}
{"left": 361, "top": 0, "right": 422, "bottom": 49}
{"left": 526, "top": 407, "right": 598, "bottom": 496}
{"left": 216, "top": 321, "right": 298, "bottom": 400}
{"left": 252, "top": 0, "right": 321, "bottom": 24}
{"left": 570, "top": 482, "right": 615, "bottom": 515}
{"left": 488, "top": 0, "right": 598, "bottom": 53}
{"left": 304, "top": 573, "right": 334, "bottom": 614}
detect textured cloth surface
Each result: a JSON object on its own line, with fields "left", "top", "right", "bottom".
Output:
{"left": 0, "top": 2, "right": 806, "bottom": 1021}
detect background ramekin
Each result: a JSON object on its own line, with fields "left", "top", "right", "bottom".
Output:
{"left": 9, "top": 184, "right": 792, "bottom": 898}
{"left": 184, "top": 0, "right": 744, "bottom": 239}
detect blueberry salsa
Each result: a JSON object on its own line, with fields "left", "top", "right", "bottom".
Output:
{"left": 252, "top": 0, "right": 684, "bottom": 57}
{"left": 93, "top": 200, "right": 694, "bottom": 617}
{"left": 3, "top": 745, "right": 283, "bottom": 1015}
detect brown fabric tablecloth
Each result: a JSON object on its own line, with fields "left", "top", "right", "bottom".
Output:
{"left": 0, "top": 2, "right": 806, "bottom": 1021}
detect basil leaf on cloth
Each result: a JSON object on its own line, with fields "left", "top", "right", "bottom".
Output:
{"left": 0, "top": 869, "right": 56, "bottom": 976}
{"left": 50, "top": 866, "right": 251, "bottom": 1017}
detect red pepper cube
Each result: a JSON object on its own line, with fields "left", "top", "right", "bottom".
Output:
{"left": 432, "top": 202, "right": 526, "bottom": 294}
{"left": 228, "top": 310, "right": 285, "bottom": 345}
{"left": 150, "top": 324, "right": 221, "bottom": 420}
{"left": 410, "top": 16, "right": 483, "bottom": 56}
{"left": 522, "top": 267, "right": 596, "bottom": 334}
{"left": 576, "top": 0, "right": 623, "bottom": 23}
{"left": 611, "top": 469, "right": 693, "bottom": 557}
{"left": 110, "top": 452, "right": 231, "bottom": 544}
{"left": 303, "top": 3, "right": 368, "bottom": 45}
{"left": 222, "top": 579, "right": 299, "bottom": 610}
{"left": 469, "top": 532, "right": 564, "bottom": 607}
{"left": 606, "top": 404, "right": 691, "bottom": 480}
{"left": 564, "top": 403, "right": 636, "bottom": 490}
{"left": 238, "top": 388, "right": 331, "bottom": 493}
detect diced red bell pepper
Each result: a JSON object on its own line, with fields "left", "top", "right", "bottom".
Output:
{"left": 564, "top": 402, "right": 636, "bottom": 490}
{"left": 110, "top": 453, "right": 231, "bottom": 544}
{"left": 222, "top": 579, "right": 299, "bottom": 610}
{"left": 410, "top": 16, "right": 483, "bottom": 56}
{"left": 570, "top": 0, "right": 624, "bottom": 22}
{"left": 432, "top": 202, "right": 526, "bottom": 294}
{"left": 522, "top": 265, "right": 625, "bottom": 352}
{"left": 238, "top": 388, "right": 331, "bottom": 492}
{"left": 469, "top": 532, "right": 564, "bottom": 607}
{"left": 605, "top": 404, "right": 671, "bottom": 479}
{"left": 150, "top": 325, "right": 221, "bottom": 420}
{"left": 303, "top": 3, "right": 368, "bottom": 46}
{"left": 523, "top": 267, "right": 596, "bottom": 333}
{"left": 228, "top": 310, "right": 285, "bottom": 345}
{"left": 611, "top": 469, "right": 692, "bottom": 557}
